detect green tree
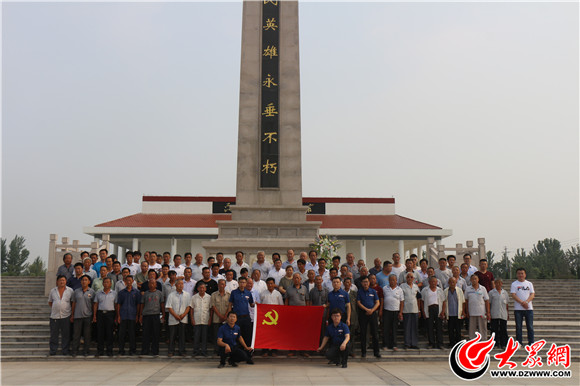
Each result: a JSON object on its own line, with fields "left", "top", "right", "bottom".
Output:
{"left": 1, "top": 235, "right": 30, "bottom": 276}
{"left": 530, "top": 238, "right": 569, "bottom": 279}
{"left": 24, "top": 256, "right": 46, "bottom": 276}
{"left": 511, "top": 248, "right": 538, "bottom": 279}
{"left": 566, "top": 245, "right": 580, "bottom": 279}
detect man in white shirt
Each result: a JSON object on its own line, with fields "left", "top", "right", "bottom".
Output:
{"left": 232, "top": 251, "right": 250, "bottom": 279}
{"left": 303, "top": 270, "right": 316, "bottom": 293}
{"left": 247, "top": 278, "right": 261, "bottom": 324}
{"left": 122, "top": 251, "right": 139, "bottom": 276}
{"left": 182, "top": 267, "right": 197, "bottom": 296}
{"left": 210, "top": 263, "right": 225, "bottom": 282}
{"left": 463, "top": 253, "right": 478, "bottom": 277}
{"left": 511, "top": 268, "right": 535, "bottom": 346}
{"left": 489, "top": 278, "right": 509, "bottom": 349}
{"left": 417, "top": 258, "right": 429, "bottom": 283}
{"left": 420, "top": 276, "right": 446, "bottom": 349}
{"left": 316, "top": 258, "right": 330, "bottom": 281}
{"left": 305, "top": 250, "right": 319, "bottom": 271}
{"left": 296, "top": 259, "right": 309, "bottom": 282}
{"left": 165, "top": 280, "right": 191, "bottom": 357}
{"left": 170, "top": 255, "right": 185, "bottom": 278}
{"left": 465, "top": 275, "right": 490, "bottom": 339}
{"left": 48, "top": 275, "right": 74, "bottom": 356}
{"left": 382, "top": 274, "right": 403, "bottom": 350}
{"left": 390, "top": 253, "right": 405, "bottom": 278}
{"left": 267, "top": 259, "right": 285, "bottom": 285}
{"left": 251, "top": 251, "right": 271, "bottom": 279}
{"left": 190, "top": 282, "right": 211, "bottom": 357}
{"left": 148, "top": 252, "right": 162, "bottom": 274}
{"left": 251, "top": 269, "right": 267, "bottom": 295}
{"left": 224, "top": 270, "right": 239, "bottom": 293}
{"left": 259, "top": 278, "right": 283, "bottom": 357}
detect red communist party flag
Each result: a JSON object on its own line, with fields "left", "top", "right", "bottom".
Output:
{"left": 252, "top": 304, "right": 325, "bottom": 351}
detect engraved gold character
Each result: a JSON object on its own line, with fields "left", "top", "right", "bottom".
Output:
{"left": 262, "top": 160, "right": 278, "bottom": 174}
{"left": 263, "top": 45, "right": 278, "bottom": 59}
{"left": 262, "top": 132, "right": 278, "bottom": 143}
{"left": 262, "top": 103, "right": 278, "bottom": 117}
{"left": 263, "top": 18, "right": 278, "bottom": 31}
{"left": 262, "top": 74, "right": 278, "bottom": 88}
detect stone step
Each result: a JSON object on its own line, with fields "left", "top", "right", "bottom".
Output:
{"left": 2, "top": 349, "right": 579, "bottom": 362}
{"left": 0, "top": 329, "right": 49, "bottom": 337}
{"left": 1, "top": 335, "right": 51, "bottom": 343}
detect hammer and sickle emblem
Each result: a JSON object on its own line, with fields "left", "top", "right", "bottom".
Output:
{"left": 262, "top": 310, "right": 279, "bottom": 325}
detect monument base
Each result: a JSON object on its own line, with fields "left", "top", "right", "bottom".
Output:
{"left": 202, "top": 219, "right": 322, "bottom": 256}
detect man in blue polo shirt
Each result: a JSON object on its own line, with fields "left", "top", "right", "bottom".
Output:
{"left": 356, "top": 276, "right": 381, "bottom": 358}
{"left": 317, "top": 308, "right": 351, "bottom": 368}
{"left": 115, "top": 275, "right": 142, "bottom": 356}
{"left": 326, "top": 277, "right": 351, "bottom": 325}
{"left": 375, "top": 261, "right": 393, "bottom": 288}
{"left": 216, "top": 312, "right": 253, "bottom": 368}
{"left": 227, "top": 277, "right": 255, "bottom": 347}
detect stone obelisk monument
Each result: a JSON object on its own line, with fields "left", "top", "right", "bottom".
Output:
{"left": 203, "top": 0, "right": 320, "bottom": 255}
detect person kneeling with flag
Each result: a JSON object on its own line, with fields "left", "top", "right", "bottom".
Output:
{"left": 317, "top": 308, "right": 351, "bottom": 368}
{"left": 216, "top": 312, "right": 254, "bottom": 368}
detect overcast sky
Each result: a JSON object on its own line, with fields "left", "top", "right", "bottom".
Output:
{"left": 2, "top": 1, "right": 578, "bottom": 264}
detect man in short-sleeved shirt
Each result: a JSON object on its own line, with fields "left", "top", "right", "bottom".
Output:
{"left": 48, "top": 276, "right": 74, "bottom": 355}
{"left": 190, "top": 282, "right": 212, "bottom": 356}
{"left": 434, "top": 258, "right": 452, "bottom": 289}
{"left": 57, "top": 253, "right": 74, "bottom": 280}
{"left": 327, "top": 277, "right": 351, "bottom": 324}
{"left": 465, "top": 275, "right": 490, "bottom": 339}
{"left": 194, "top": 267, "right": 218, "bottom": 295}
{"left": 511, "top": 268, "right": 535, "bottom": 345}
{"left": 285, "top": 273, "right": 310, "bottom": 306}
{"left": 474, "top": 259, "right": 495, "bottom": 292}
{"left": 216, "top": 313, "right": 252, "bottom": 367}
{"left": 71, "top": 275, "right": 95, "bottom": 356}
{"left": 165, "top": 279, "right": 191, "bottom": 356}
{"left": 356, "top": 276, "right": 380, "bottom": 358}
{"left": 232, "top": 251, "right": 250, "bottom": 279}
{"left": 227, "top": 277, "right": 254, "bottom": 349}
{"left": 251, "top": 251, "right": 271, "bottom": 279}
{"left": 317, "top": 309, "right": 351, "bottom": 368}
{"left": 140, "top": 279, "right": 164, "bottom": 356}
{"left": 116, "top": 276, "right": 142, "bottom": 356}
{"left": 93, "top": 277, "right": 117, "bottom": 356}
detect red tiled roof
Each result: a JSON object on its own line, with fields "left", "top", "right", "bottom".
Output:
{"left": 95, "top": 214, "right": 440, "bottom": 230}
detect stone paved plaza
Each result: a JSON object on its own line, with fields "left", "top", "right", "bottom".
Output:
{"left": 1, "top": 360, "right": 578, "bottom": 385}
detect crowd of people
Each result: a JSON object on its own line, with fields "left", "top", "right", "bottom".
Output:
{"left": 49, "top": 248, "right": 535, "bottom": 368}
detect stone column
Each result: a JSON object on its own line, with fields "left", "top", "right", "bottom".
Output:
{"left": 203, "top": 0, "right": 320, "bottom": 254}
{"left": 132, "top": 238, "right": 139, "bottom": 252}
{"left": 45, "top": 234, "right": 58, "bottom": 296}
{"left": 360, "top": 238, "right": 367, "bottom": 264}
{"left": 171, "top": 238, "right": 177, "bottom": 257}
{"left": 398, "top": 240, "right": 405, "bottom": 258}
